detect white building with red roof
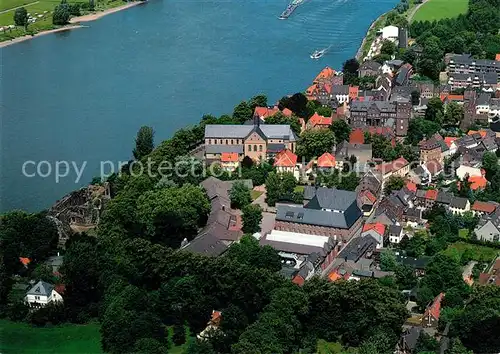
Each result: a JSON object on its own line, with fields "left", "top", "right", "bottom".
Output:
{"left": 274, "top": 149, "right": 299, "bottom": 180}
{"left": 220, "top": 152, "right": 239, "bottom": 171}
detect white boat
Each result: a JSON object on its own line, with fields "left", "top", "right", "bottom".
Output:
{"left": 310, "top": 49, "right": 326, "bottom": 59}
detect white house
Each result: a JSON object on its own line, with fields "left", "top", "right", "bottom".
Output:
{"left": 456, "top": 165, "right": 482, "bottom": 180}
{"left": 388, "top": 225, "right": 403, "bottom": 244}
{"left": 449, "top": 197, "right": 471, "bottom": 215}
{"left": 382, "top": 26, "right": 399, "bottom": 40}
{"left": 25, "top": 280, "right": 63, "bottom": 307}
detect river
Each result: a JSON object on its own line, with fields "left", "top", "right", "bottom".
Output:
{"left": 0, "top": 0, "right": 398, "bottom": 212}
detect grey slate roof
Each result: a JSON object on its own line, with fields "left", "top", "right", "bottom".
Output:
{"left": 305, "top": 187, "right": 358, "bottom": 212}
{"left": 182, "top": 233, "right": 228, "bottom": 257}
{"left": 389, "top": 224, "right": 402, "bottom": 235}
{"left": 360, "top": 60, "right": 381, "bottom": 71}
{"left": 205, "top": 145, "right": 244, "bottom": 154}
{"left": 450, "top": 196, "right": 468, "bottom": 209}
{"left": 267, "top": 143, "right": 286, "bottom": 152}
{"left": 477, "top": 92, "right": 492, "bottom": 105}
{"left": 338, "top": 234, "right": 378, "bottom": 262}
{"left": 276, "top": 203, "right": 361, "bottom": 229}
{"left": 204, "top": 124, "right": 297, "bottom": 141}
{"left": 436, "top": 192, "right": 452, "bottom": 205}
{"left": 396, "top": 255, "right": 431, "bottom": 269}
{"left": 27, "top": 280, "right": 54, "bottom": 296}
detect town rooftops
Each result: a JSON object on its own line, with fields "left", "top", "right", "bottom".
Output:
{"left": 396, "top": 254, "right": 431, "bottom": 269}
{"left": 424, "top": 293, "right": 445, "bottom": 321}
{"left": 305, "top": 187, "right": 358, "bottom": 211}
{"left": 469, "top": 175, "right": 487, "bottom": 190}
{"left": 204, "top": 124, "right": 297, "bottom": 141}
{"left": 205, "top": 145, "right": 244, "bottom": 154}
{"left": 308, "top": 112, "right": 332, "bottom": 127}
{"left": 350, "top": 100, "right": 397, "bottom": 112}
{"left": 259, "top": 230, "right": 337, "bottom": 257}
{"left": 425, "top": 189, "right": 438, "bottom": 200}
{"left": 362, "top": 222, "right": 386, "bottom": 236}
{"left": 27, "top": 280, "right": 55, "bottom": 296}
{"left": 360, "top": 60, "right": 381, "bottom": 71}
{"left": 274, "top": 149, "right": 297, "bottom": 167}
{"left": 254, "top": 106, "right": 279, "bottom": 118}
{"left": 349, "top": 128, "right": 365, "bottom": 144}
{"left": 450, "top": 196, "right": 468, "bottom": 209}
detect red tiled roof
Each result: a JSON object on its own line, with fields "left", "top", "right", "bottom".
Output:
{"left": 308, "top": 112, "right": 332, "bottom": 127}
{"left": 472, "top": 201, "right": 497, "bottom": 213}
{"left": 469, "top": 175, "right": 487, "bottom": 190}
{"left": 349, "top": 86, "right": 359, "bottom": 100}
{"left": 425, "top": 189, "right": 438, "bottom": 200}
{"left": 274, "top": 149, "right": 297, "bottom": 167}
{"left": 425, "top": 293, "right": 444, "bottom": 321}
{"left": 19, "top": 257, "right": 30, "bottom": 266}
{"left": 496, "top": 54, "right": 500, "bottom": 61}
{"left": 375, "top": 157, "right": 409, "bottom": 174}
{"left": 292, "top": 274, "right": 305, "bottom": 286}
{"left": 254, "top": 106, "right": 279, "bottom": 119}
{"left": 328, "top": 271, "right": 342, "bottom": 282}
{"left": 314, "top": 66, "right": 336, "bottom": 82}
{"left": 221, "top": 152, "right": 239, "bottom": 162}
{"left": 426, "top": 159, "right": 443, "bottom": 175}
{"left": 444, "top": 137, "right": 457, "bottom": 148}
{"left": 349, "top": 128, "right": 365, "bottom": 144}
{"left": 362, "top": 222, "right": 386, "bottom": 236}
{"left": 467, "top": 130, "right": 487, "bottom": 138}
{"left": 440, "top": 93, "right": 464, "bottom": 102}
{"left": 282, "top": 108, "right": 293, "bottom": 117}
{"left": 317, "top": 152, "right": 336, "bottom": 168}
{"left": 361, "top": 190, "right": 377, "bottom": 204}
{"left": 55, "top": 284, "right": 66, "bottom": 295}
{"left": 406, "top": 181, "right": 417, "bottom": 193}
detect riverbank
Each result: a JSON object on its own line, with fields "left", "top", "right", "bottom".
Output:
{"left": 0, "top": 25, "right": 83, "bottom": 48}
{"left": 355, "top": 11, "right": 389, "bottom": 60}
{"left": 0, "top": 1, "right": 145, "bottom": 48}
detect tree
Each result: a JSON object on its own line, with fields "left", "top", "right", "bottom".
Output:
{"left": 384, "top": 175, "right": 405, "bottom": 195}
{"left": 137, "top": 184, "right": 210, "bottom": 247}
{"left": 225, "top": 235, "right": 281, "bottom": 272}
{"left": 425, "top": 97, "right": 444, "bottom": 123}
{"left": 330, "top": 120, "right": 351, "bottom": 143}
{"left": 14, "top": 7, "right": 28, "bottom": 29}
{"left": 342, "top": 58, "right": 360, "bottom": 75}
{"left": 380, "top": 249, "right": 398, "bottom": 271}
{"left": 316, "top": 106, "right": 332, "bottom": 117}
{"left": 133, "top": 338, "right": 168, "bottom": 354}
{"left": 447, "top": 338, "right": 473, "bottom": 354}
{"left": 265, "top": 112, "right": 302, "bottom": 136}
{"left": 229, "top": 181, "right": 252, "bottom": 209}
{"left": 278, "top": 93, "right": 311, "bottom": 118}
{"left": 52, "top": 2, "right": 71, "bottom": 25}
{"left": 264, "top": 172, "right": 298, "bottom": 207}
{"left": 241, "top": 204, "right": 262, "bottom": 234}
{"left": 415, "top": 331, "right": 439, "bottom": 353}
{"left": 482, "top": 151, "right": 498, "bottom": 181}
{"left": 296, "top": 129, "right": 335, "bottom": 161}
{"left": 232, "top": 101, "right": 253, "bottom": 123}
{"left": 31, "top": 264, "right": 56, "bottom": 283}
{"left": 337, "top": 172, "right": 360, "bottom": 191}
{"left": 249, "top": 94, "right": 267, "bottom": 109}
{"left": 444, "top": 101, "right": 464, "bottom": 126}
{"left": 380, "top": 40, "right": 397, "bottom": 56}
{"left": 395, "top": 264, "right": 417, "bottom": 290}
{"left": 406, "top": 118, "right": 440, "bottom": 145}
{"left": 133, "top": 126, "right": 155, "bottom": 160}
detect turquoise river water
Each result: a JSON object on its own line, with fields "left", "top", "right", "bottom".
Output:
{"left": 0, "top": 0, "right": 398, "bottom": 212}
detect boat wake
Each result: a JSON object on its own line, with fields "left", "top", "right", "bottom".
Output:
{"left": 310, "top": 45, "right": 332, "bottom": 59}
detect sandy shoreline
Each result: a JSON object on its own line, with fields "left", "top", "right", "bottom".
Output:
{"left": 0, "top": 1, "right": 145, "bottom": 48}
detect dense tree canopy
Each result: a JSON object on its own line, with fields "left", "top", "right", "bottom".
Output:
{"left": 133, "top": 126, "right": 155, "bottom": 160}
{"left": 296, "top": 129, "right": 335, "bottom": 161}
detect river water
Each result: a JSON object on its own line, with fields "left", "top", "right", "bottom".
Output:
{"left": 0, "top": 0, "right": 398, "bottom": 212}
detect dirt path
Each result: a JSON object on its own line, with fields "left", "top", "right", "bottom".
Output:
{"left": 407, "top": 0, "right": 428, "bottom": 22}
{"left": 0, "top": 1, "right": 39, "bottom": 14}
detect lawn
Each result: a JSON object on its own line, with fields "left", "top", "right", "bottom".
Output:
{"left": 250, "top": 190, "right": 264, "bottom": 201}
{"left": 412, "top": 0, "right": 468, "bottom": 22}
{"left": 441, "top": 242, "right": 499, "bottom": 263}
{"left": 0, "top": 319, "right": 102, "bottom": 354}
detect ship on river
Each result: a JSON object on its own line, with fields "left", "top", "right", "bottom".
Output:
{"left": 279, "top": 0, "right": 304, "bottom": 19}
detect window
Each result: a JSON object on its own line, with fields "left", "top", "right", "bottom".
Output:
{"left": 259, "top": 145, "right": 263, "bottom": 152}
{"left": 231, "top": 139, "right": 234, "bottom": 145}
{"left": 208, "top": 139, "right": 212, "bottom": 144}
{"left": 225, "top": 140, "right": 228, "bottom": 144}
{"left": 254, "top": 145, "right": 257, "bottom": 151}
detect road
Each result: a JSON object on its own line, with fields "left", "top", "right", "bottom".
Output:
{"left": 0, "top": 1, "right": 39, "bottom": 14}
{"left": 407, "top": 0, "right": 428, "bottom": 22}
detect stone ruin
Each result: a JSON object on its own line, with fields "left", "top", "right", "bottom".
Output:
{"left": 48, "top": 183, "right": 111, "bottom": 248}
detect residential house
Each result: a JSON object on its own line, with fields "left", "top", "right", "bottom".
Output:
{"left": 443, "top": 137, "right": 458, "bottom": 156}
{"left": 456, "top": 165, "right": 483, "bottom": 180}
{"left": 415, "top": 81, "right": 435, "bottom": 99}
{"left": 349, "top": 128, "right": 365, "bottom": 144}
{"left": 478, "top": 259, "right": 500, "bottom": 286}
{"left": 25, "top": 280, "right": 63, "bottom": 308}
{"left": 260, "top": 229, "right": 339, "bottom": 273}
{"left": 349, "top": 101, "right": 412, "bottom": 136}
{"left": 474, "top": 208, "right": 500, "bottom": 242}
{"left": 362, "top": 223, "right": 385, "bottom": 248}
{"left": 197, "top": 310, "right": 222, "bottom": 340}
{"left": 448, "top": 72, "right": 498, "bottom": 91}
{"left": 359, "top": 60, "right": 381, "bottom": 77}
{"left": 204, "top": 122, "right": 297, "bottom": 163}
{"left": 381, "top": 25, "right": 399, "bottom": 40}
{"left": 357, "top": 169, "right": 383, "bottom": 196}
{"left": 396, "top": 253, "right": 431, "bottom": 276}
{"left": 475, "top": 92, "right": 493, "bottom": 115}
{"left": 419, "top": 136, "right": 444, "bottom": 163}
{"left": 468, "top": 175, "right": 488, "bottom": 191}
{"left": 471, "top": 201, "right": 497, "bottom": 217}
{"left": 358, "top": 189, "right": 378, "bottom": 216}
{"left": 394, "top": 64, "right": 413, "bottom": 86}
{"left": 334, "top": 141, "right": 373, "bottom": 167}
{"left": 375, "top": 157, "right": 410, "bottom": 181}
{"left": 372, "top": 192, "right": 407, "bottom": 226}
{"left": 183, "top": 177, "right": 251, "bottom": 256}
{"left": 274, "top": 187, "right": 363, "bottom": 243}
{"left": 220, "top": 152, "right": 239, "bottom": 171}
{"left": 388, "top": 224, "right": 403, "bottom": 244}
{"left": 448, "top": 54, "right": 500, "bottom": 81}
{"left": 274, "top": 149, "right": 299, "bottom": 180}
{"left": 424, "top": 159, "right": 443, "bottom": 180}
{"left": 307, "top": 112, "right": 332, "bottom": 129}
{"left": 391, "top": 85, "right": 415, "bottom": 103}
{"left": 449, "top": 197, "right": 470, "bottom": 215}
{"left": 422, "top": 293, "right": 444, "bottom": 328}
{"left": 316, "top": 152, "right": 336, "bottom": 171}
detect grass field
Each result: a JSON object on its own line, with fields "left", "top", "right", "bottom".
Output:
{"left": 441, "top": 242, "right": 499, "bottom": 263}
{"left": 412, "top": 0, "right": 468, "bottom": 22}
{"left": 0, "top": 319, "right": 102, "bottom": 354}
